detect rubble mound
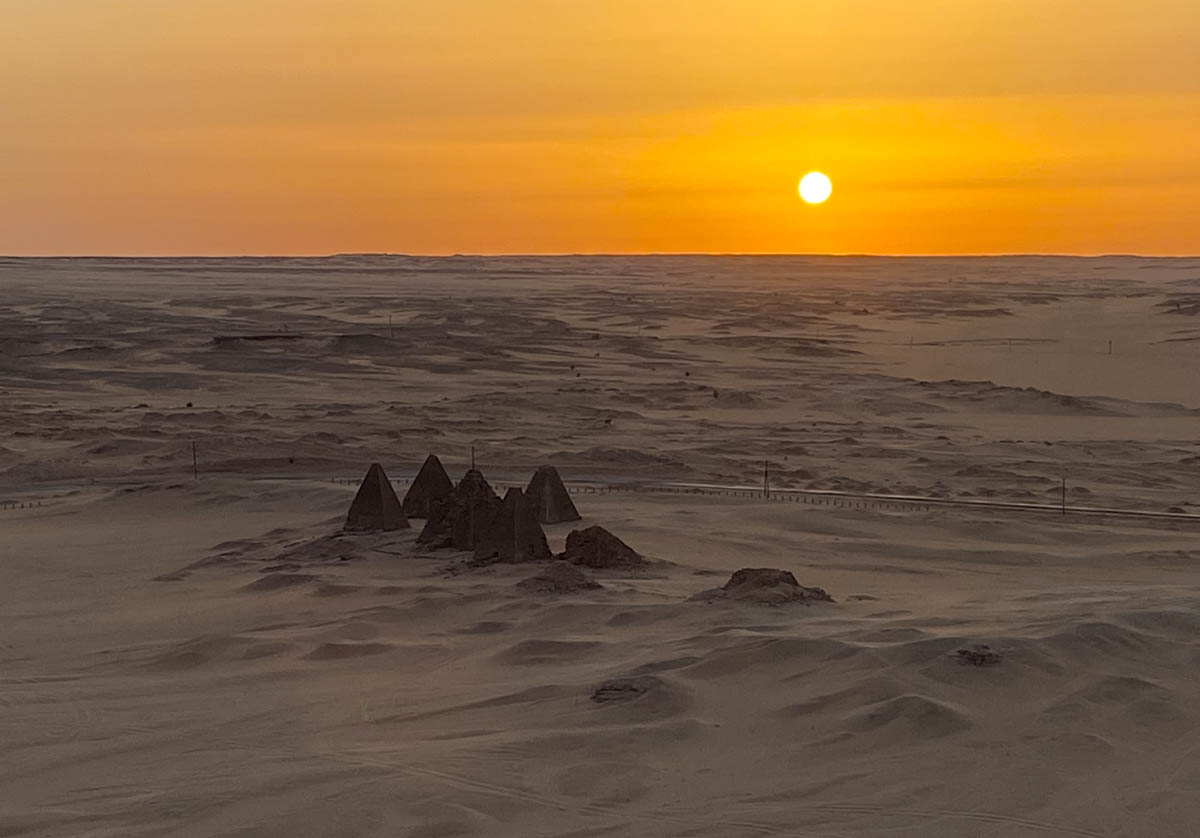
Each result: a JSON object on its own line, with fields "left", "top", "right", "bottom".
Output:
{"left": 591, "top": 676, "right": 662, "bottom": 703}
{"left": 691, "top": 567, "right": 834, "bottom": 606}
{"left": 956, "top": 644, "right": 1002, "bottom": 666}
{"left": 517, "top": 563, "right": 602, "bottom": 595}
{"left": 561, "top": 525, "right": 645, "bottom": 570}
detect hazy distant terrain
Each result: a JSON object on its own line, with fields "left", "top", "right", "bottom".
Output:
{"left": 4, "top": 256, "right": 1200, "bottom": 837}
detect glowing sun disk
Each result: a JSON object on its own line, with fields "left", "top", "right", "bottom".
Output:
{"left": 799, "top": 171, "right": 833, "bottom": 204}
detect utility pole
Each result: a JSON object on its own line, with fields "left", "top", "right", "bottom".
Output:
{"left": 471, "top": 446, "right": 476, "bottom": 470}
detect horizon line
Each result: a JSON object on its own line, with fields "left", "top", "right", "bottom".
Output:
{"left": 3, "top": 251, "right": 1199, "bottom": 260}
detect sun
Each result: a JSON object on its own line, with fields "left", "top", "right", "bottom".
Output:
{"left": 799, "top": 171, "right": 833, "bottom": 205}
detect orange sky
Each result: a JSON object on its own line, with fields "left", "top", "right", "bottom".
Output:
{"left": 3, "top": 0, "right": 1199, "bottom": 255}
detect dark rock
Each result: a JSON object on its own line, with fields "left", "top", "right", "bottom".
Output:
{"left": 724, "top": 568, "right": 800, "bottom": 590}
{"left": 561, "top": 525, "right": 645, "bottom": 570}
{"left": 956, "top": 644, "right": 1002, "bottom": 666}
{"left": 591, "top": 676, "right": 661, "bottom": 703}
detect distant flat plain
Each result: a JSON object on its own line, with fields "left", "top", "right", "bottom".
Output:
{"left": 3, "top": 255, "right": 1200, "bottom": 837}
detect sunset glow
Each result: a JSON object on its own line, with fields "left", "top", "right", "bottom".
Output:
{"left": 2, "top": 1, "right": 1199, "bottom": 255}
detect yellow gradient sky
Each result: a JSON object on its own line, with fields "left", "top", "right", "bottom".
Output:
{"left": 3, "top": 0, "right": 1199, "bottom": 255}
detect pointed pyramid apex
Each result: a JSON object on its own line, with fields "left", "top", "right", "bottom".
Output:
{"left": 457, "top": 468, "right": 497, "bottom": 500}
{"left": 402, "top": 453, "right": 454, "bottom": 517}
{"left": 473, "top": 486, "right": 552, "bottom": 563}
{"left": 525, "top": 464, "right": 581, "bottom": 524}
{"left": 345, "top": 462, "right": 409, "bottom": 532}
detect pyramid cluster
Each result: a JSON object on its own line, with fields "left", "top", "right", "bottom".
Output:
{"left": 343, "top": 458, "right": 644, "bottom": 573}
{"left": 338, "top": 459, "right": 831, "bottom": 606}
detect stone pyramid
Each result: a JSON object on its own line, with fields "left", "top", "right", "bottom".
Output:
{"left": 524, "top": 464, "right": 581, "bottom": 524}
{"left": 473, "top": 487, "right": 552, "bottom": 563}
{"left": 344, "top": 463, "right": 408, "bottom": 532}
{"left": 417, "top": 468, "right": 501, "bottom": 550}
{"left": 402, "top": 454, "right": 454, "bottom": 518}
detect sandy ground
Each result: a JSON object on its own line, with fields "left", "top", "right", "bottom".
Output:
{"left": 4, "top": 255, "right": 1200, "bottom": 836}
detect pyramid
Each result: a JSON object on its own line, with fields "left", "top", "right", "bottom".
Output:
{"left": 344, "top": 463, "right": 408, "bottom": 532}
{"left": 524, "top": 465, "right": 581, "bottom": 524}
{"left": 402, "top": 454, "right": 454, "bottom": 518}
{"left": 473, "top": 487, "right": 552, "bottom": 563}
{"left": 417, "top": 468, "right": 501, "bottom": 550}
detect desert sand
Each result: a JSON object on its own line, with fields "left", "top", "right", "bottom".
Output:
{"left": 4, "top": 255, "right": 1200, "bottom": 836}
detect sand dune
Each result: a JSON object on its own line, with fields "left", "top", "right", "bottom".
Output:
{"left": 4, "top": 256, "right": 1200, "bottom": 836}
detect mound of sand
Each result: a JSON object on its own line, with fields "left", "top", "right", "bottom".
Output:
{"left": 344, "top": 463, "right": 408, "bottom": 532}
{"left": 525, "top": 464, "right": 581, "bottom": 524}
{"left": 711, "top": 389, "right": 767, "bottom": 408}
{"left": 417, "top": 468, "right": 501, "bottom": 550}
{"left": 402, "top": 453, "right": 454, "bottom": 518}
{"left": 561, "top": 525, "right": 645, "bottom": 570}
{"left": 844, "top": 694, "right": 973, "bottom": 740}
{"left": 517, "top": 563, "right": 601, "bottom": 594}
{"left": 955, "top": 644, "right": 1002, "bottom": 666}
{"left": 691, "top": 568, "right": 833, "bottom": 606}
{"left": 473, "top": 487, "right": 552, "bottom": 563}
{"left": 591, "top": 676, "right": 662, "bottom": 703}
{"left": 241, "top": 572, "right": 318, "bottom": 593}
